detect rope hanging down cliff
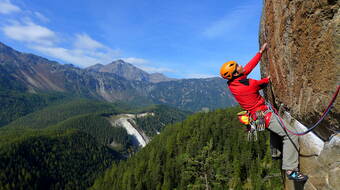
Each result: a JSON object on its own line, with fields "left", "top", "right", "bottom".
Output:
{"left": 267, "top": 85, "right": 340, "bottom": 136}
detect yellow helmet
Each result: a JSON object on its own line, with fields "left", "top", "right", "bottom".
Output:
{"left": 220, "top": 61, "right": 237, "bottom": 80}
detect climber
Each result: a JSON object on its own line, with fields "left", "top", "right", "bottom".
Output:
{"left": 220, "top": 43, "right": 308, "bottom": 182}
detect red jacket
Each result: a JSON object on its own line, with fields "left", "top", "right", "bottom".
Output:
{"left": 227, "top": 53, "right": 270, "bottom": 116}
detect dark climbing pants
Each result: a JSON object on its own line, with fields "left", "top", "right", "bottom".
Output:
{"left": 267, "top": 113, "right": 299, "bottom": 170}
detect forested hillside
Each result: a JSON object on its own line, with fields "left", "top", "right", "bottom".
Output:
{"left": 91, "top": 107, "right": 283, "bottom": 190}
{"left": 0, "top": 97, "right": 191, "bottom": 190}
{"left": 0, "top": 91, "right": 71, "bottom": 127}
{"left": 0, "top": 129, "right": 121, "bottom": 190}
{"left": 3, "top": 99, "right": 118, "bottom": 130}
{"left": 3, "top": 100, "right": 189, "bottom": 150}
{"left": 53, "top": 114, "right": 133, "bottom": 153}
{"left": 134, "top": 105, "right": 191, "bottom": 137}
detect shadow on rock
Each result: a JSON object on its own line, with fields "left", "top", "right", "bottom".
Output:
{"left": 293, "top": 180, "right": 307, "bottom": 190}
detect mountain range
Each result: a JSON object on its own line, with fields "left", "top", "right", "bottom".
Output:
{"left": 85, "top": 60, "right": 176, "bottom": 83}
{"left": 0, "top": 42, "right": 236, "bottom": 111}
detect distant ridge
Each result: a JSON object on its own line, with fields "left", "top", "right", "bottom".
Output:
{"left": 86, "top": 59, "right": 176, "bottom": 83}
{"left": 0, "top": 41, "right": 236, "bottom": 111}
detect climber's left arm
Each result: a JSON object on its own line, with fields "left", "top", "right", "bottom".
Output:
{"left": 254, "top": 77, "right": 270, "bottom": 90}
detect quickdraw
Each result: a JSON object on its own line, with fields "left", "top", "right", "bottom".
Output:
{"left": 250, "top": 111, "right": 266, "bottom": 132}
{"left": 247, "top": 125, "right": 258, "bottom": 141}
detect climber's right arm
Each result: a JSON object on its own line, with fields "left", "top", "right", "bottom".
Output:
{"left": 243, "top": 43, "right": 268, "bottom": 75}
{"left": 243, "top": 53, "right": 262, "bottom": 75}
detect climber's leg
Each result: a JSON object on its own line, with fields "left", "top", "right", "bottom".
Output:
{"left": 281, "top": 130, "right": 299, "bottom": 170}
{"left": 267, "top": 113, "right": 308, "bottom": 181}
{"left": 267, "top": 113, "right": 299, "bottom": 170}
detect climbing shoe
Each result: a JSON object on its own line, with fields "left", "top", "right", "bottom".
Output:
{"left": 287, "top": 171, "right": 308, "bottom": 182}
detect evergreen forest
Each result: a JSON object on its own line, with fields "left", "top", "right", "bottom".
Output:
{"left": 0, "top": 97, "right": 190, "bottom": 190}
{"left": 91, "top": 107, "right": 283, "bottom": 190}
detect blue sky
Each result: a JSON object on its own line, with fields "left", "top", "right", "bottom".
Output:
{"left": 0, "top": 0, "right": 263, "bottom": 79}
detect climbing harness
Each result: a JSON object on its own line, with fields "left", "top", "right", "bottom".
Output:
{"left": 267, "top": 85, "right": 340, "bottom": 136}
{"left": 237, "top": 110, "right": 270, "bottom": 141}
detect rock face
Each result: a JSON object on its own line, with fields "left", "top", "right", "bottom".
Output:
{"left": 259, "top": 0, "right": 339, "bottom": 140}
{"left": 260, "top": 0, "right": 340, "bottom": 189}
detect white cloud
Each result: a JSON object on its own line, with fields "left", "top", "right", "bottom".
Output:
{"left": 0, "top": 0, "right": 20, "bottom": 14}
{"left": 31, "top": 45, "right": 101, "bottom": 67}
{"left": 34, "top": 11, "right": 49, "bottom": 22}
{"left": 71, "top": 34, "right": 121, "bottom": 65}
{"left": 29, "top": 37, "right": 122, "bottom": 67}
{"left": 0, "top": 1, "right": 122, "bottom": 67}
{"left": 122, "top": 57, "right": 149, "bottom": 65}
{"left": 0, "top": 0, "right": 170, "bottom": 73}
{"left": 138, "top": 66, "right": 175, "bottom": 73}
{"left": 2, "top": 21, "right": 57, "bottom": 45}
{"left": 121, "top": 57, "right": 174, "bottom": 73}
{"left": 28, "top": 32, "right": 121, "bottom": 67}
{"left": 74, "top": 33, "right": 105, "bottom": 50}
{"left": 184, "top": 73, "right": 218, "bottom": 79}
{"left": 79, "top": 48, "right": 121, "bottom": 62}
